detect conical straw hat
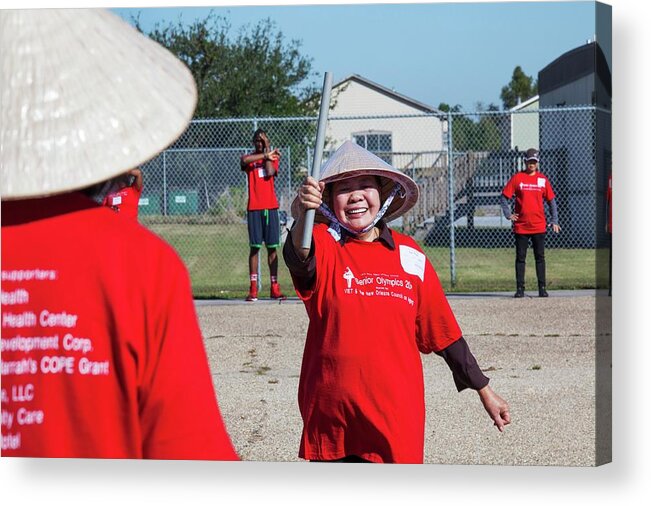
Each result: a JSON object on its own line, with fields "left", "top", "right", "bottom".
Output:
{"left": 317, "top": 140, "right": 419, "bottom": 223}
{"left": 1, "top": 9, "right": 197, "bottom": 199}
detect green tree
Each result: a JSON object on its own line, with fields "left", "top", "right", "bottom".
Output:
{"left": 439, "top": 103, "right": 502, "bottom": 151}
{"left": 136, "top": 11, "right": 318, "bottom": 118}
{"left": 133, "top": 11, "right": 321, "bottom": 192}
{"left": 500, "top": 66, "right": 538, "bottom": 109}
{"left": 438, "top": 103, "right": 462, "bottom": 113}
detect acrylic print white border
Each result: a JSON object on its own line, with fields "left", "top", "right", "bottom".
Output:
{"left": 1, "top": 0, "right": 646, "bottom": 504}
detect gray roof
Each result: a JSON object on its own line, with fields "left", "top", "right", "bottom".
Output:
{"left": 334, "top": 74, "right": 442, "bottom": 115}
{"left": 509, "top": 95, "right": 539, "bottom": 111}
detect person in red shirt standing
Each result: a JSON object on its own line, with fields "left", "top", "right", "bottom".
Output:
{"left": 102, "top": 167, "right": 144, "bottom": 221}
{"left": 501, "top": 148, "right": 561, "bottom": 298}
{"left": 241, "top": 129, "right": 286, "bottom": 301}
{"left": 283, "top": 141, "right": 510, "bottom": 463}
{"left": 1, "top": 9, "right": 238, "bottom": 461}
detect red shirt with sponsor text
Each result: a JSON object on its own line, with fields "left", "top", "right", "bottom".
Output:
{"left": 102, "top": 184, "right": 142, "bottom": 221}
{"left": 242, "top": 153, "right": 280, "bottom": 211}
{"left": 293, "top": 224, "right": 462, "bottom": 464}
{"left": 502, "top": 171, "right": 556, "bottom": 234}
{"left": 1, "top": 193, "right": 238, "bottom": 460}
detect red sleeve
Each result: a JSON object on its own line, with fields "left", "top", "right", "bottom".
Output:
{"left": 139, "top": 247, "right": 238, "bottom": 461}
{"left": 544, "top": 176, "right": 556, "bottom": 201}
{"left": 415, "top": 255, "right": 463, "bottom": 354}
{"left": 290, "top": 224, "right": 331, "bottom": 301}
{"left": 283, "top": 228, "right": 317, "bottom": 293}
{"left": 502, "top": 174, "right": 516, "bottom": 199}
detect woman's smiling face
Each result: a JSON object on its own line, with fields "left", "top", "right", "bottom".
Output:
{"left": 331, "top": 175, "right": 382, "bottom": 232}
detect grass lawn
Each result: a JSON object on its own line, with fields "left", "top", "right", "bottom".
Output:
{"left": 424, "top": 246, "right": 604, "bottom": 292}
{"left": 146, "top": 222, "right": 294, "bottom": 299}
{"left": 145, "top": 221, "right": 606, "bottom": 298}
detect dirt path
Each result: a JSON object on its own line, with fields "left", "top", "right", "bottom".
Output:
{"left": 197, "top": 294, "right": 607, "bottom": 465}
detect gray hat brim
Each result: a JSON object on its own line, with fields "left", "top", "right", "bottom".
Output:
{"left": 315, "top": 141, "right": 419, "bottom": 224}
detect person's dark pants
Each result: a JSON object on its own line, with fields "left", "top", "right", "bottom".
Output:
{"left": 514, "top": 233, "right": 547, "bottom": 288}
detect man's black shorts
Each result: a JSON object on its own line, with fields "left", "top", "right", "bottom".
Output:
{"left": 247, "top": 209, "right": 280, "bottom": 248}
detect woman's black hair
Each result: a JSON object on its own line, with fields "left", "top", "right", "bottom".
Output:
{"left": 252, "top": 128, "right": 267, "bottom": 142}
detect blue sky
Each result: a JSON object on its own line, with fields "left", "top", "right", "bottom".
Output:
{"left": 113, "top": 1, "right": 601, "bottom": 112}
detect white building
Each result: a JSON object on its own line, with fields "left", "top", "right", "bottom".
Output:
{"left": 537, "top": 40, "right": 612, "bottom": 247}
{"left": 325, "top": 75, "right": 446, "bottom": 172}
{"left": 508, "top": 94, "right": 539, "bottom": 152}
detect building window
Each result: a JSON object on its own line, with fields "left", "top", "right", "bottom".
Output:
{"left": 352, "top": 132, "right": 392, "bottom": 163}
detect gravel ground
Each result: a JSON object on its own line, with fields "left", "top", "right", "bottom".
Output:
{"left": 197, "top": 292, "right": 607, "bottom": 466}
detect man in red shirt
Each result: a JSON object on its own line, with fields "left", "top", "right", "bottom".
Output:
{"left": 283, "top": 141, "right": 510, "bottom": 463}
{"left": 501, "top": 148, "right": 561, "bottom": 298}
{"left": 102, "top": 167, "right": 144, "bottom": 221}
{"left": 241, "top": 129, "right": 286, "bottom": 301}
{"left": 1, "top": 10, "right": 238, "bottom": 461}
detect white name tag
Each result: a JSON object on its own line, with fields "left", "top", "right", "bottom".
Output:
{"left": 111, "top": 196, "right": 122, "bottom": 206}
{"left": 327, "top": 225, "right": 341, "bottom": 242}
{"left": 258, "top": 168, "right": 266, "bottom": 178}
{"left": 537, "top": 177, "right": 546, "bottom": 187}
{"left": 399, "top": 245, "right": 425, "bottom": 281}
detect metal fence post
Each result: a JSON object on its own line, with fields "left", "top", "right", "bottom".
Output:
{"left": 163, "top": 150, "right": 168, "bottom": 216}
{"left": 252, "top": 117, "right": 261, "bottom": 291}
{"left": 499, "top": 157, "right": 504, "bottom": 227}
{"left": 447, "top": 111, "right": 456, "bottom": 287}
{"left": 287, "top": 145, "right": 292, "bottom": 210}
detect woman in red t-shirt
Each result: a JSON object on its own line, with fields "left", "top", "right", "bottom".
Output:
{"left": 283, "top": 141, "right": 510, "bottom": 463}
{"left": 501, "top": 148, "right": 561, "bottom": 298}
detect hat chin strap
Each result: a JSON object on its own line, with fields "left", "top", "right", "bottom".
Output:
{"left": 319, "top": 183, "right": 403, "bottom": 238}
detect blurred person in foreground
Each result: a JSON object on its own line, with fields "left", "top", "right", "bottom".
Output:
{"left": 283, "top": 140, "right": 510, "bottom": 463}
{"left": 501, "top": 148, "right": 561, "bottom": 298}
{"left": 0, "top": 9, "right": 238, "bottom": 460}
{"left": 240, "top": 129, "right": 286, "bottom": 301}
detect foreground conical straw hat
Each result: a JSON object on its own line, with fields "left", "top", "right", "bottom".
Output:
{"left": 318, "top": 140, "right": 419, "bottom": 223}
{"left": 1, "top": 9, "right": 197, "bottom": 199}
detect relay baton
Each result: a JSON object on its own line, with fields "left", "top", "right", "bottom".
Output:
{"left": 300, "top": 71, "right": 333, "bottom": 250}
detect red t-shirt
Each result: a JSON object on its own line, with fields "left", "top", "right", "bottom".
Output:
{"left": 502, "top": 171, "right": 556, "bottom": 234}
{"left": 294, "top": 224, "right": 462, "bottom": 463}
{"left": 1, "top": 193, "right": 238, "bottom": 460}
{"left": 102, "top": 185, "right": 143, "bottom": 221}
{"left": 242, "top": 153, "right": 280, "bottom": 211}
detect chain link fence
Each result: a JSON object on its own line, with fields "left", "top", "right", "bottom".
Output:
{"left": 138, "top": 106, "right": 610, "bottom": 297}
